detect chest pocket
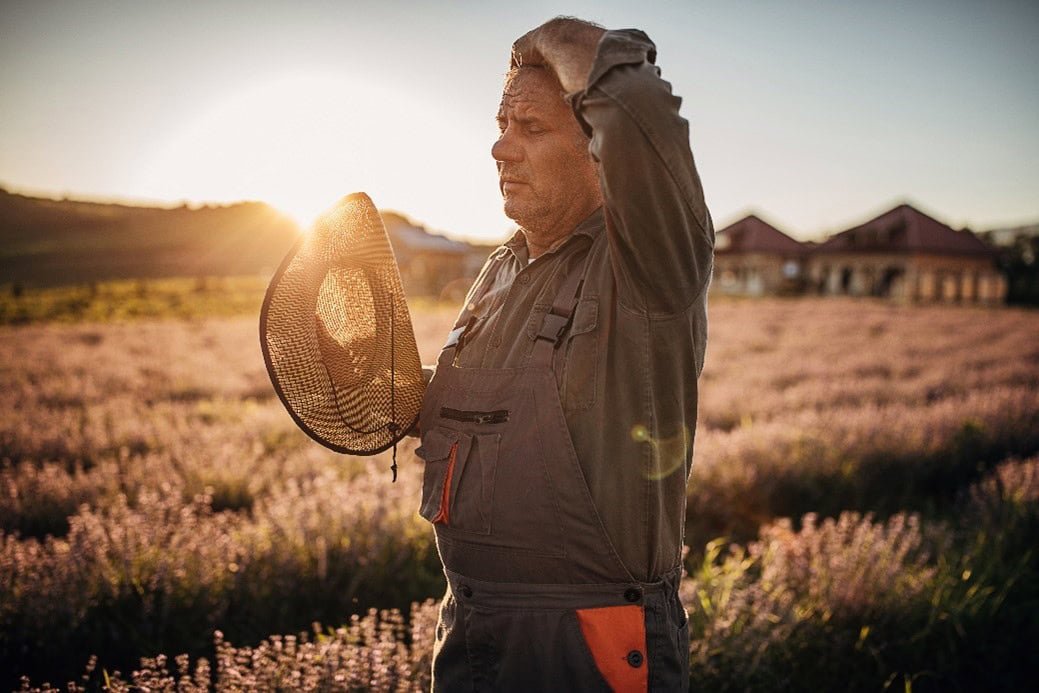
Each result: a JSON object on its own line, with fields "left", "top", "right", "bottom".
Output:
{"left": 416, "top": 426, "right": 499, "bottom": 535}
{"left": 561, "top": 297, "right": 599, "bottom": 411}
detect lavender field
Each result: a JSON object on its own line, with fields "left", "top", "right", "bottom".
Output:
{"left": 3, "top": 298, "right": 1038, "bottom": 691}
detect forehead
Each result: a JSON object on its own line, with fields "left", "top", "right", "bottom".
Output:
{"left": 498, "top": 68, "right": 568, "bottom": 119}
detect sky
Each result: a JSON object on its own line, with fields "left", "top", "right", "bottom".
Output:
{"left": 1, "top": 0, "right": 1037, "bottom": 242}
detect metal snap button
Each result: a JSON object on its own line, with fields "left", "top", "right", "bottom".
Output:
{"left": 519, "top": 274, "right": 531, "bottom": 284}
{"left": 624, "top": 587, "right": 642, "bottom": 603}
{"left": 460, "top": 584, "right": 473, "bottom": 598}
{"left": 626, "top": 650, "right": 644, "bottom": 668}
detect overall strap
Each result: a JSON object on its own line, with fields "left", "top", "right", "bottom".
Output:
{"left": 439, "top": 240, "right": 593, "bottom": 370}
{"left": 530, "top": 248, "right": 593, "bottom": 369}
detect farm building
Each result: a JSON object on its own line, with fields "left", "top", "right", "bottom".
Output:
{"left": 711, "top": 204, "right": 1006, "bottom": 304}
{"left": 712, "top": 214, "right": 807, "bottom": 296}
{"left": 805, "top": 204, "right": 1006, "bottom": 304}
{"left": 382, "top": 212, "right": 492, "bottom": 300}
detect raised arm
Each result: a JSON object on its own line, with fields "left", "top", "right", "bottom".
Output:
{"left": 515, "top": 19, "right": 714, "bottom": 315}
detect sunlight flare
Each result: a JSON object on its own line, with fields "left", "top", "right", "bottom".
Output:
{"left": 137, "top": 71, "right": 494, "bottom": 236}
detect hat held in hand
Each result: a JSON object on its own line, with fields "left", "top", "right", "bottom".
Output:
{"left": 260, "top": 192, "right": 424, "bottom": 456}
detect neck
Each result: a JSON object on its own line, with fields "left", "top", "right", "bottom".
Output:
{"left": 524, "top": 229, "right": 568, "bottom": 259}
{"left": 522, "top": 202, "right": 601, "bottom": 259}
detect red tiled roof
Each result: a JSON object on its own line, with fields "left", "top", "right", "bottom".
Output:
{"left": 816, "top": 203, "right": 995, "bottom": 256}
{"left": 715, "top": 214, "right": 804, "bottom": 255}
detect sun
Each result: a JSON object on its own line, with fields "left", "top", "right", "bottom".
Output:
{"left": 268, "top": 184, "right": 344, "bottom": 232}
{"left": 136, "top": 68, "right": 507, "bottom": 242}
{"left": 138, "top": 71, "right": 409, "bottom": 230}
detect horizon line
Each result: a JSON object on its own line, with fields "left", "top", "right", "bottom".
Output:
{"left": 2, "top": 181, "right": 1037, "bottom": 243}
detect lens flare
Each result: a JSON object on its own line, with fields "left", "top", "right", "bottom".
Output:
{"left": 630, "top": 423, "right": 691, "bottom": 481}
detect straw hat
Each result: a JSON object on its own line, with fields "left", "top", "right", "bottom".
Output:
{"left": 260, "top": 192, "right": 424, "bottom": 457}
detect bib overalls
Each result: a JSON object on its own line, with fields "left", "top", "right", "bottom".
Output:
{"left": 417, "top": 254, "right": 690, "bottom": 692}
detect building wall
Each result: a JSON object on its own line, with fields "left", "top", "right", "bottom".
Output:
{"left": 397, "top": 252, "right": 468, "bottom": 298}
{"left": 805, "top": 253, "right": 1005, "bottom": 304}
{"left": 713, "top": 253, "right": 802, "bottom": 296}
{"left": 394, "top": 246, "right": 492, "bottom": 300}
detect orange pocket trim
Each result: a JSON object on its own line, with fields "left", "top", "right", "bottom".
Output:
{"left": 576, "top": 604, "right": 647, "bottom": 693}
{"left": 432, "top": 441, "right": 458, "bottom": 525}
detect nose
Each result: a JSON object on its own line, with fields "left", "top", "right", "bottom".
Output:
{"left": 491, "top": 128, "right": 522, "bottom": 163}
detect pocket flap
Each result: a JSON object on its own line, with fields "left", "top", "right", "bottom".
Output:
{"left": 569, "top": 298, "right": 598, "bottom": 337}
{"left": 416, "top": 427, "right": 459, "bottom": 462}
{"left": 524, "top": 298, "right": 598, "bottom": 341}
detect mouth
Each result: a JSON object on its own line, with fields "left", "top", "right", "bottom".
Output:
{"left": 500, "top": 177, "right": 528, "bottom": 192}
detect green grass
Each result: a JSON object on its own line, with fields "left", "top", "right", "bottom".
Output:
{"left": 0, "top": 277, "right": 468, "bottom": 326}
{"left": 0, "top": 277, "right": 269, "bottom": 324}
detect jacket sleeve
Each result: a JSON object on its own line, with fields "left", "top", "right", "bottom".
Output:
{"left": 570, "top": 29, "right": 714, "bottom": 315}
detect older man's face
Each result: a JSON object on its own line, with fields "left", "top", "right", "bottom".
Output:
{"left": 491, "top": 68, "right": 601, "bottom": 236}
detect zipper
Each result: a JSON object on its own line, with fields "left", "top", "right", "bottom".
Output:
{"left": 440, "top": 407, "right": 510, "bottom": 425}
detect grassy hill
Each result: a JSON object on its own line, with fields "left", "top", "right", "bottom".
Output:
{"left": 0, "top": 188, "right": 302, "bottom": 288}
{"left": 0, "top": 189, "right": 496, "bottom": 323}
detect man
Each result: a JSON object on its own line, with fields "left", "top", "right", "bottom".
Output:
{"left": 415, "top": 16, "right": 713, "bottom": 691}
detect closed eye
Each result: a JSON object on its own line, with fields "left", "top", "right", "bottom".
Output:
{"left": 496, "top": 113, "right": 548, "bottom": 136}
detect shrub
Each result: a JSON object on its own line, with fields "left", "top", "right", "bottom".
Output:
{"left": 685, "top": 512, "right": 937, "bottom": 691}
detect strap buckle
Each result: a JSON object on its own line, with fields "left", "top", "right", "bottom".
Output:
{"left": 443, "top": 324, "right": 467, "bottom": 350}
{"left": 444, "top": 315, "right": 479, "bottom": 352}
{"left": 535, "top": 311, "right": 573, "bottom": 348}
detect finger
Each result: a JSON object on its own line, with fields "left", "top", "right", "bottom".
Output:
{"left": 510, "top": 29, "right": 538, "bottom": 68}
{"left": 509, "top": 44, "right": 522, "bottom": 69}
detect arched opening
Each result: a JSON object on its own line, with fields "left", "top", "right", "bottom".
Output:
{"left": 879, "top": 266, "right": 904, "bottom": 298}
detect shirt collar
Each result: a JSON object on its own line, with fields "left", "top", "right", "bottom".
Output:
{"left": 502, "top": 207, "right": 605, "bottom": 263}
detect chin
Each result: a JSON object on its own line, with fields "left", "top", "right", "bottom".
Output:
{"left": 502, "top": 200, "right": 528, "bottom": 227}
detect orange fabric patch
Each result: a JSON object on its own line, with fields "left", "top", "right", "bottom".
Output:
{"left": 576, "top": 604, "right": 647, "bottom": 692}
{"left": 432, "top": 441, "right": 458, "bottom": 525}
